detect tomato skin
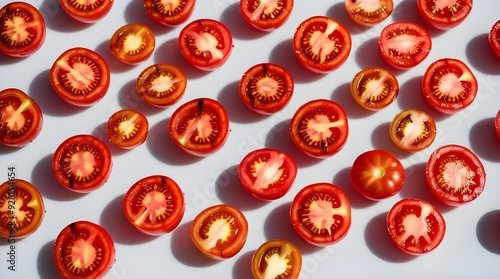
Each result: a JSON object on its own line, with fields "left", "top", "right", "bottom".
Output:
{"left": 251, "top": 239, "right": 302, "bottom": 279}
{"left": 136, "top": 63, "right": 187, "bottom": 108}
{"left": 345, "top": 0, "right": 393, "bottom": 27}
{"left": 144, "top": 0, "right": 195, "bottom": 27}
{"left": 350, "top": 66, "right": 399, "bottom": 111}
{"left": 495, "top": 110, "right": 500, "bottom": 142}
{"left": 416, "top": 0, "right": 472, "bottom": 30}
{"left": 106, "top": 109, "right": 149, "bottom": 149}
{"left": 59, "top": 0, "right": 114, "bottom": 23}
{"left": 389, "top": 108, "right": 437, "bottom": 152}
{"left": 489, "top": 19, "right": 500, "bottom": 60}
{"left": 239, "top": 0, "right": 294, "bottom": 31}
{"left": 110, "top": 23, "right": 155, "bottom": 65}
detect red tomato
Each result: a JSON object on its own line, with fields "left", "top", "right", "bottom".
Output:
{"left": 0, "top": 179, "right": 45, "bottom": 239}
{"left": 350, "top": 66, "right": 399, "bottom": 111}
{"left": 54, "top": 220, "right": 115, "bottom": 279}
{"left": 389, "top": 108, "right": 437, "bottom": 152}
{"left": 417, "top": 0, "right": 472, "bottom": 30}
{"left": 289, "top": 99, "right": 349, "bottom": 158}
{"left": 289, "top": 182, "right": 351, "bottom": 246}
{"left": 239, "top": 0, "right": 294, "bottom": 31}
{"left": 378, "top": 21, "right": 432, "bottom": 69}
{"left": 144, "top": 0, "right": 196, "bottom": 27}
{"left": 110, "top": 23, "right": 155, "bottom": 65}
{"left": 190, "top": 204, "right": 248, "bottom": 260}
{"left": 169, "top": 98, "right": 229, "bottom": 156}
{"left": 50, "top": 47, "right": 110, "bottom": 107}
{"left": 293, "top": 16, "right": 352, "bottom": 73}
{"left": 425, "top": 144, "right": 486, "bottom": 206}
{"left": 495, "top": 110, "right": 500, "bottom": 142}
{"left": 489, "top": 19, "right": 500, "bottom": 60}
{"left": 421, "top": 58, "right": 478, "bottom": 114}
{"left": 136, "top": 63, "right": 187, "bottom": 108}
{"left": 345, "top": 0, "right": 394, "bottom": 27}
{"left": 52, "top": 134, "right": 112, "bottom": 193}
{"left": 106, "top": 109, "right": 149, "bottom": 149}
{"left": 0, "top": 88, "right": 43, "bottom": 147}
{"left": 123, "top": 175, "right": 185, "bottom": 235}
{"left": 0, "top": 2, "right": 45, "bottom": 57}
{"left": 59, "top": 0, "right": 113, "bottom": 23}
{"left": 238, "top": 148, "right": 297, "bottom": 200}
{"left": 386, "top": 198, "right": 446, "bottom": 255}
{"left": 251, "top": 239, "right": 302, "bottom": 279}
{"left": 238, "top": 63, "right": 294, "bottom": 114}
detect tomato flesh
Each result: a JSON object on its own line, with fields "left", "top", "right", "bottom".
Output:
{"left": 136, "top": 63, "right": 187, "bottom": 107}
{"left": 144, "top": 0, "right": 196, "bottom": 26}
{"left": 239, "top": 0, "right": 294, "bottom": 31}
{"left": 389, "top": 109, "right": 437, "bottom": 152}
{"left": 350, "top": 66, "right": 399, "bottom": 111}
{"left": 106, "top": 109, "right": 149, "bottom": 149}
{"left": 417, "top": 0, "right": 472, "bottom": 30}
{"left": 251, "top": 239, "right": 302, "bottom": 279}
{"left": 59, "top": 0, "right": 114, "bottom": 23}
{"left": 495, "top": 110, "right": 500, "bottom": 142}
{"left": 489, "top": 19, "right": 500, "bottom": 60}
{"left": 110, "top": 23, "right": 155, "bottom": 65}
{"left": 345, "top": 0, "right": 394, "bottom": 27}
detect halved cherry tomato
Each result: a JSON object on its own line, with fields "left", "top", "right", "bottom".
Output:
{"left": 110, "top": 23, "right": 155, "bottom": 65}
{"left": 417, "top": 0, "right": 472, "bottom": 30}
{"left": 0, "top": 179, "right": 45, "bottom": 239}
{"left": 251, "top": 239, "right": 302, "bottom": 279}
{"left": 190, "top": 204, "right": 248, "bottom": 260}
{"left": 289, "top": 99, "right": 349, "bottom": 158}
{"left": 495, "top": 110, "right": 500, "bottom": 142}
{"left": 421, "top": 58, "right": 478, "bottom": 114}
{"left": 378, "top": 21, "right": 432, "bottom": 69}
{"left": 292, "top": 16, "right": 352, "bottom": 73}
{"left": 50, "top": 47, "right": 110, "bottom": 107}
{"left": 0, "top": 88, "right": 43, "bottom": 147}
{"left": 386, "top": 198, "right": 446, "bottom": 255}
{"left": 238, "top": 148, "right": 297, "bottom": 200}
{"left": 350, "top": 66, "right": 399, "bottom": 111}
{"left": 389, "top": 108, "right": 437, "bottom": 152}
{"left": 54, "top": 220, "right": 115, "bottom": 279}
{"left": 489, "top": 19, "right": 500, "bottom": 60}
{"left": 169, "top": 98, "right": 229, "bottom": 156}
{"left": 0, "top": 2, "right": 45, "bottom": 57}
{"left": 144, "top": 0, "right": 196, "bottom": 27}
{"left": 136, "top": 63, "right": 187, "bottom": 108}
{"left": 238, "top": 63, "right": 294, "bottom": 114}
{"left": 52, "top": 134, "right": 112, "bottom": 193}
{"left": 123, "top": 175, "right": 185, "bottom": 235}
{"left": 345, "top": 0, "right": 393, "bottom": 27}
{"left": 106, "top": 109, "right": 149, "bottom": 149}
{"left": 239, "top": 0, "right": 294, "bottom": 31}
{"left": 425, "top": 144, "right": 486, "bottom": 206}
{"left": 59, "top": 0, "right": 114, "bottom": 23}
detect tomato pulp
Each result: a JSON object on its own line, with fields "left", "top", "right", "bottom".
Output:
{"left": 144, "top": 0, "right": 196, "bottom": 27}
{"left": 489, "top": 19, "right": 500, "bottom": 60}
{"left": 345, "top": 0, "right": 394, "bottom": 27}
{"left": 350, "top": 66, "right": 399, "bottom": 111}
{"left": 389, "top": 108, "right": 437, "bottom": 152}
{"left": 106, "top": 109, "right": 149, "bottom": 149}
{"left": 417, "top": 0, "right": 472, "bottom": 30}
{"left": 239, "top": 0, "right": 294, "bottom": 31}
{"left": 59, "top": 0, "right": 114, "bottom": 23}
{"left": 136, "top": 63, "right": 187, "bottom": 107}
{"left": 110, "top": 23, "right": 155, "bottom": 65}
{"left": 251, "top": 239, "right": 302, "bottom": 279}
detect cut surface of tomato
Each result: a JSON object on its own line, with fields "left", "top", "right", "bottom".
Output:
{"left": 417, "top": 0, "right": 472, "bottom": 30}
{"left": 251, "top": 239, "right": 302, "bottom": 279}
{"left": 59, "top": 0, "right": 114, "bottom": 23}
{"left": 136, "top": 63, "right": 187, "bottom": 107}
{"left": 144, "top": 0, "right": 196, "bottom": 26}
{"left": 495, "top": 110, "right": 500, "bottom": 142}
{"left": 239, "top": 0, "right": 294, "bottom": 31}
{"left": 345, "top": 0, "right": 393, "bottom": 27}
{"left": 489, "top": 19, "right": 500, "bottom": 60}
{"left": 110, "top": 23, "right": 155, "bottom": 65}
{"left": 106, "top": 109, "right": 149, "bottom": 149}
{"left": 389, "top": 108, "right": 436, "bottom": 152}
{"left": 350, "top": 66, "right": 399, "bottom": 111}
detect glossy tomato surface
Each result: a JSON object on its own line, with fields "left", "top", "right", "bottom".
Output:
{"left": 389, "top": 108, "right": 437, "bottom": 152}
{"left": 489, "top": 19, "right": 500, "bottom": 60}
{"left": 59, "top": 0, "right": 114, "bottom": 23}
{"left": 350, "top": 66, "right": 399, "bottom": 111}
{"left": 239, "top": 0, "right": 294, "bottom": 31}
{"left": 251, "top": 239, "right": 302, "bottom": 279}
{"left": 106, "top": 109, "right": 149, "bottom": 149}
{"left": 345, "top": 0, "right": 393, "bottom": 27}
{"left": 495, "top": 110, "right": 500, "bottom": 142}
{"left": 136, "top": 63, "right": 187, "bottom": 107}
{"left": 110, "top": 23, "right": 155, "bottom": 65}
{"left": 417, "top": 0, "right": 472, "bottom": 30}
{"left": 144, "top": 0, "right": 196, "bottom": 27}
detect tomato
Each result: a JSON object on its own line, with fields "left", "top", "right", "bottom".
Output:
{"left": 251, "top": 239, "right": 302, "bottom": 279}
{"left": 350, "top": 66, "right": 399, "bottom": 111}
{"left": 54, "top": 220, "right": 115, "bottom": 279}
{"left": 59, "top": 0, "right": 113, "bottom": 23}
{"left": 123, "top": 175, "right": 185, "bottom": 235}
{"left": 169, "top": 98, "right": 229, "bottom": 156}
{"left": 136, "top": 63, "right": 187, "bottom": 108}
{"left": 190, "top": 204, "right": 248, "bottom": 260}
{"left": 110, "top": 23, "right": 155, "bottom": 65}
{"left": 289, "top": 99, "right": 349, "bottom": 158}
{"left": 144, "top": 0, "right": 196, "bottom": 27}
{"left": 289, "top": 182, "right": 351, "bottom": 246}
{"left": 345, "top": 0, "right": 394, "bottom": 27}
{"left": 417, "top": 0, "right": 472, "bottom": 30}
{"left": 421, "top": 58, "right": 478, "bottom": 114}
{"left": 0, "top": 88, "right": 43, "bottom": 147}
{"left": 389, "top": 108, "right": 437, "bottom": 152}
{"left": 495, "top": 110, "right": 500, "bottom": 142}
{"left": 50, "top": 47, "right": 110, "bottom": 107}
{"left": 239, "top": 0, "right": 294, "bottom": 31}
{"left": 292, "top": 16, "right": 352, "bottom": 74}
{"left": 106, "top": 109, "right": 149, "bottom": 149}
{"left": 178, "top": 18, "right": 233, "bottom": 71}
{"left": 386, "top": 198, "right": 446, "bottom": 255}
{"left": 0, "top": 2, "right": 45, "bottom": 57}
{"left": 238, "top": 63, "right": 294, "bottom": 115}
{"left": 238, "top": 148, "right": 297, "bottom": 200}
{"left": 425, "top": 144, "right": 486, "bottom": 206}
{"left": 0, "top": 179, "right": 44, "bottom": 239}
{"left": 378, "top": 21, "right": 432, "bottom": 69}
{"left": 489, "top": 19, "right": 500, "bottom": 60}
{"left": 52, "top": 134, "right": 112, "bottom": 193}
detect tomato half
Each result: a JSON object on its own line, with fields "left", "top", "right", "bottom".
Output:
{"left": 110, "top": 23, "right": 155, "bottom": 65}
{"left": 350, "top": 66, "right": 399, "bottom": 111}
{"left": 289, "top": 183, "right": 351, "bottom": 246}
{"left": 387, "top": 198, "right": 446, "bottom": 255}
{"left": 489, "top": 19, "right": 500, "bottom": 61}
{"left": 54, "top": 220, "right": 115, "bottom": 279}
{"left": 52, "top": 134, "right": 113, "bottom": 193}
{"left": 0, "top": 88, "right": 43, "bottom": 147}
{"left": 251, "top": 239, "right": 302, "bottom": 279}
{"left": 238, "top": 63, "right": 294, "bottom": 115}
{"left": 238, "top": 148, "right": 297, "bottom": 200}
{"left": 289, "top": 99, "right": 349, "bottom": 158}
{"left": 239, "top": 0, "right": 294, "bottom": 31}
{"left": 136, "top": 63, "right": 187, "bottom": 108}
{"left": 292, "top": 16, "right": 352, "bottom": 73}
{"left": 421, "top": 58, "right": 478, "bottom": 114}
{"left": 345, "top": 0, "right": 394, "bottom": 27}
{"left": 144, "top": 0, "right": 196, "bottom": 27}
{"left": 378, "top": 21, "right": 432, "bottom": 69}
{"left": 417, "top": 0, "right": 472, "bottom": 30}
{"left": 495, "top": 110, "right": 500, "bottom": 142}
{"left": 123, "top": 175, "right": 185, "bottom": 235}
{"left": 425, "top": 144, "right": 486, "bottom": 206}
{"left": 106, "top": 109, "right": 149, "bottom": 149}
{"left": 0, "top": 179, "right": 44, "bottom": 239}
{"left": 59, "top": 0, "right": 113, "bottom": 23}
{"left": 389, "top": 108, "right": 437, "bottom": 152}
{"left": 0, "top": 2, "right": 45, "bottom": 57}
{"left": 50, "top": 47, "right": 110, "bottom": 107}
{"left": 169, "top": 98, "right": 229, "bottom": 156}
{"left": 190, "top": 204, "right": 248, "bottom": 260}
{"left": 178, "top": 18, "right": 233, "bottom": 71}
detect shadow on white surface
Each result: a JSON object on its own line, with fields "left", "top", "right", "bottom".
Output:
{"left": 36, "top": 239, "right": 60, "bottom": 279}
{"left": 219, "top": 2, "right": 269, "bottom": 41}
{"left": 476, "top": 209, "right": 500, "bottom": 255}
{"left": 217, "top": 80, "right": 269, "bottom": 124}
{"left": 170, "top": 222, "right": 220, "bottom": 267}
{"left": 330, "top": 81, "right": 374, "bottom": 120}
{"left": 469, "top": 117, "right": 500, "bottom": 163}
{"left": 232, "top": 250, "right": 254, "bottom": 279}
{"left": 466, "top": 34, "right": 500, "bottom": 75}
